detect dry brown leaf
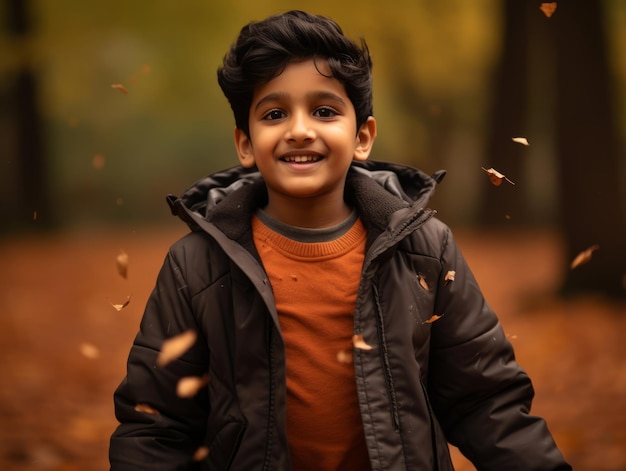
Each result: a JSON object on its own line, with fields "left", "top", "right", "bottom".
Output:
{"left": 157, "top": 330, "right": 198, "bottom": 367}
{"left": 444, "top": 270, "right": 456, "bottom": 284}
{"left": 352, "top": 334, "right": 373, "bottom": 351}
{"left": 80, "top": 342, "right": 100, "bottom": 359}
{"left": 110, "top": 295, "right": 131, "bottom": 311}
{"left": 116, "top": 251, "right": 129, "bottom": 279}
{"left": 111, "top": 83, "right": 129, "bottom": 94}
{"left": 512, "top": 137, "right": 529, "bottom": 146}
{"left": 177, "top": 375, "right": 210, "bottom": 398}
{"left": 417, "top": 273, "right": 429, "bottom": 291}
{"left": 570, "top": 245, "right": 599, "bottom": 270}
{"left": 134, "top": 403, "right": 159, "bottom": 415}
{"left": 193, "top": 446, "right": 210, "bottom": 462}
{"left": 540, "top": 2, "right": 557, "bottom": 18}
{"left": 337, "top": 349, "right": 353, "bottom": 364}
{"left": 423, "top": 314, "right": 444, "bottom": 324}
{"left": 481, "top": 167, "right": 515, "bottom": 186}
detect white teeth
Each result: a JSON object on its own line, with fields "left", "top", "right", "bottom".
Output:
{"left": 283, "top": 155, "right": 320, "bottom": 163}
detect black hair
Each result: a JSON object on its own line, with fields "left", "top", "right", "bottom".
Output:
{"left": 217, "top": 10, "right": 373, "bottom": 137}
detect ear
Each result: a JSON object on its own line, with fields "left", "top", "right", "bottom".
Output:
{"left": 234, "top": 128, "right": 256, "bottom": 168}
{"left": 353, "top": 116, "right": 377, "bottom": 162}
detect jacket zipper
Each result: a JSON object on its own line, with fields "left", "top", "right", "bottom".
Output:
{"left": 373, "top": 283, "right": 401, "bottom": 432}
{"left": 262, "top": 319, "right": 276, "bottom": 471}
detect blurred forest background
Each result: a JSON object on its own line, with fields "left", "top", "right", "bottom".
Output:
{"left": 1, "top": 0, "right": 625, "bottom": 295}
{"left": 0, "top": 1, "right": 625, "bottom": 470}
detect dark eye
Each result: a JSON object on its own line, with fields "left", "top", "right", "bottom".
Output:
{"left": 314, "top": 107, "right": 337, "bottom": 118}
{"left": 263, "top": 109, "right": 285, "bottom": 121}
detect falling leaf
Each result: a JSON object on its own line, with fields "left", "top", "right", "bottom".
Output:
{"left": 177, "top": 375, "right": 209, "bottom": 398}
{"left": 512, "top": 137, "right": 529, "bottom": 146}
{"left": 505, "top": 214, "right": 511, "bottom": 220}
{"left": 337, "top": 350, "right": 353, "bottom": 364}
{"left": 116, "top": 251, "right": 129, "bottom": 279}
{"left": 417, "top": 273, "right": 429, "bottom": 291}
{"left": 570, "top": 245, "right": 599, "bottom": 270}
{"left": 444, "top": 271, "right": 456, "bottom": 284}
{"left": 33, "top": 211, "right": 37, "bottom": 221}
{"left": 540, "top": 2, "right": 557, "bottom": 18}
{"left": 109, "top": 295, "right": 131, "bottom": 311}
{"left": 193, "top": 446, "right": 210, "bottom": 462}
{"left": 116, "top": 197, "right": 124, "bottom": 206}
{"left": 481, "top": 167, "right": 515, "bottom": 186}
{"left": 157, "top": 330, "right": 198, "bottom": 367}
{"left": 134, "top": 403, "right": 159, "bottom": 415}
{"left": 92, "top": 153, "right": 105, "bottom": 170}
{"left": 352, "top": 334, "right": 373, "bottom": 351}
{"left": 80, "top": 342, "right": 100, "bottom": 359}
{"left": 111, "top": 83, "right": 129, "bottom": 94}
{"left": 423, "top": 314, "right": 444, "bottom": 324}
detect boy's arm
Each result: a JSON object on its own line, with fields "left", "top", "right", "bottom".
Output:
{"left": 428, "top": 223, "right": 571, "bottom": 470}
{"left": 110, "top": 248, "right": 210, "bottom": 470}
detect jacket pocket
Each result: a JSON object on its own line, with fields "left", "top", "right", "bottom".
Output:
{"left": 205, "top": 420, "right": 246, "bottom": 471}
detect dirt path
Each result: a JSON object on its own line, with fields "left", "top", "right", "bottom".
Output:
{"left": 0, "top": 225, "right": 623, "bottom": 470}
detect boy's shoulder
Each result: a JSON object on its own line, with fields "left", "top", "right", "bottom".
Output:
{"left": 399, "top": 215, "right": 454, "bottom": 260}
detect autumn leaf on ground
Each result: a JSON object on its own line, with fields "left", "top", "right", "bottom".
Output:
{"left": 193, "top": 446, "right": 210, "bottom": 462}
{"left": 109, "top": 295, "right": 131, "bottom": 311}
{"left": 481, "top": 167, "right": 515, "bottom": 186}
{"left": 570, "top": 245, "right": 600, "bottom": 270}
{"left": 352, "top": 334, "right": 373, "bottom": 351}
{"left": 540, "top": 2, "right": 557, "bottom": 18}
{"left": 80, "top": 342, "right": 100, "bottom": 359}
{"left": 177, "top": 375, "right": 210, "bottom": 398}
{"left": 134, "top": 403, "right": 159, "bottom": 415}
{"left": 417, "top": 273, "right": 429, "bottom": 291}
{"left": 111, "top": 83, "right": 129, "bottom": 94}
{"left": 512, "top": 137, "right": 529, "bottom": 146}
{"left": 337, "top": 349, "right": 353, "bottom": 364}
{"left": 157, "top": 330, "right": 198, "bottom": 367}
{"left": 444, "top": 271, "right": 456, "bottom": 284}
{"left": 423, "top": 314, "right": 444, "bottom": 324}
{"left": 116, "top": 251, "right": 129, "bottom": 279}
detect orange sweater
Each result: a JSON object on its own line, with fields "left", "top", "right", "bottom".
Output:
{"left": 252, "top": 215, "right": 371, "bottom": 471}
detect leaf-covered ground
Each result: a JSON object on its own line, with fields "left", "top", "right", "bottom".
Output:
{"left": 0, "top": 226, "right": 623, "bottom": 470}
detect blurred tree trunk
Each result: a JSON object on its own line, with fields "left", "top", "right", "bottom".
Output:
{"left": 480, "top": 0, "right": 530, "bottom": 225}
{"left": 1, "top": 0, "right": 50, "bottom": 231}
{"left": 554, "top": 2, "right": 625, "bottom": 298}
{"left": 484, "top": 1, "right": 624, "bottom": 298}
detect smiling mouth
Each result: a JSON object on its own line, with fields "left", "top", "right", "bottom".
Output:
{"left": 281, "top": 155, "right": 322, "bottom": 163}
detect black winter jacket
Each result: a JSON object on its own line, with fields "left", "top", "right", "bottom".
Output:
{"left": 110, "top": 161, "right": 571, "bottom": 470}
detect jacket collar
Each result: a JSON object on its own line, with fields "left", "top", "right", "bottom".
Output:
{"left": 167, "top": 160, "right": 444, "bottom": 245}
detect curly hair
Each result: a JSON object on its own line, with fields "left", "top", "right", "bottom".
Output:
{"left": 217, "top": 10, "right": 373, "bottom": 137}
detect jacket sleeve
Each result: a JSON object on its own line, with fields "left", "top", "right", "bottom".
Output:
{"left": 427, "top": 222, "right": 571, "bottom": 470}
{"left": 109, "top": 245, "right": 210, "bottom": 470}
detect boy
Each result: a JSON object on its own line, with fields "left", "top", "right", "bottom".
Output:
{"left": 110, "top": 10, "right": 571, "bottom": 470}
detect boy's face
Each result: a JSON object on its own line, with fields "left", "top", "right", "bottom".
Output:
{"left": 234, "top": 59, "right": 376, "bottom": 218}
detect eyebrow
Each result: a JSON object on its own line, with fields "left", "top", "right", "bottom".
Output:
{"left": 254, "top": 91, "right": 348, "bottom": 112}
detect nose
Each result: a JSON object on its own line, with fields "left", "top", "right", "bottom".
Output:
{"left": 285, "top": 112, "right": 316, "bottom": 143}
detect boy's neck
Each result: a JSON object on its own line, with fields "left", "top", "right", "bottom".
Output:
{"left": 263, "top": 194, "right": 353, "bottom": 229}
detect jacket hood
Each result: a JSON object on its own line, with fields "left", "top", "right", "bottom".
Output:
{"left": 168, "top": 160, "right": 444, "bottom": 222}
